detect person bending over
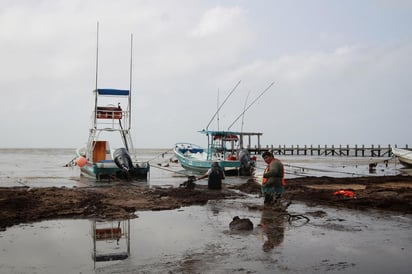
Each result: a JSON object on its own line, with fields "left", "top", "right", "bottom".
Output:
{"left": 197, "top": 162, "right": 225, "bottom": 190}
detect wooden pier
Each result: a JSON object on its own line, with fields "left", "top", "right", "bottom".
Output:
{"left": 236, "top": 132, "right": 409, "bottom": 157}
{"left": 246, "top": 144, "right": 410, "bottom": 157}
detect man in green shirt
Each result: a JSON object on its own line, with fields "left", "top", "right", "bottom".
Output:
{"left": 261, "top": 151, "right": 285, "bottom": 205}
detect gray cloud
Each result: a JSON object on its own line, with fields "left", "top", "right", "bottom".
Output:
{"left": 0, "top": 0, "right": 411, "bottom": 148}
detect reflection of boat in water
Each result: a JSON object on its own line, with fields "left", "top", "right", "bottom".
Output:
{"left": 74, "top": 27, "right": 149, "bottom": 181}
{"left": 174, "top": 130, "right": 258, "bottom": 176}
{"left": 92, "top": 219, "right": 130, "bottom": 265}
{"left": 392, "top": 147, "right": 412, "bottom": 168}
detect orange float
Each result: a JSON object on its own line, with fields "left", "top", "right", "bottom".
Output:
{"left": 76, "top": 156, "right": 87, "bottom": 167}
{"left": 333, "top": 190, "right": 354, "bottom": 198}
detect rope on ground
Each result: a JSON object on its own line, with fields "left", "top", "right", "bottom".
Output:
{"left": 266, "top": 201, "right": 310, "bottom": 226}
{"left": 284, "top": 213, "right": 310, "bottom": 225}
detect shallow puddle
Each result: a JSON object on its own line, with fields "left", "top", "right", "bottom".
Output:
{"left": 0, "top": 198, "right": 411, "bottom": 274}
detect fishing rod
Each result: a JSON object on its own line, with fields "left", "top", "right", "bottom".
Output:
{"left": 227, "top": 82, "right": 275, "bottom": 130}
{"left": 217, "top": 88, "right": 220, "bottom": 130}
{"left": 240, "top": 90, "right": 251, "bottom": 134}
{"left": 93, "top": 21, "right": 100, "bottom": 128}
{"left": 205, "top": 80, "right": 241, "bottom": 130}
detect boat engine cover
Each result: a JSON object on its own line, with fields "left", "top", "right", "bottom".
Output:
{"left": 113, "top": 148, "right": 133, "bottom": 171}
{"left": 238, "top": 149, "right": 251, "bottom": 166}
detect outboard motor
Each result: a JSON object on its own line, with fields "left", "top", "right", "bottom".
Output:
{"left": 113, "top": 148, "right": 134, "bottom": 172}
{"left": 237, "top": 149, "right": 256, "bottom": 176}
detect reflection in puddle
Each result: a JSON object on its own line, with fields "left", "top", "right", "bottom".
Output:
{"left": 92, "top": 219, "right": 130, "bottom": 268}
{"left": 0, "top": 200, "right": 411, "bottom": 273}
{"left": 259, "top": 208, "right": 286, "bottom": 252}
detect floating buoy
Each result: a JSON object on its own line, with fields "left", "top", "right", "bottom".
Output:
{"left": 76, "top": 156, "right": 87, "bottom": 167}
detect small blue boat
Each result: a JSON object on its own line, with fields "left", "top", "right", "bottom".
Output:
{"left": 174, "top": 130, "right": 256, "bottom": 176}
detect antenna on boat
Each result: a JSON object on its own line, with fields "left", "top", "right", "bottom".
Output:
{"left": 227, "top": 81, "right": 275, "bottom": 130}
{"left": 94, "top": 21, "right": 100, "bottom": 128}
{"left": 217, "top": 88, "right": 220, "bottom": 130}
{"left": 129, "top": 33, "right": 133, "bottom": 130}
{"left": 205, "top": 80, "right": 241, "bottom": 130}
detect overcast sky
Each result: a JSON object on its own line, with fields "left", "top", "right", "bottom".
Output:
{"left": 1, "top": 0, "right": 411, "bottom": 149}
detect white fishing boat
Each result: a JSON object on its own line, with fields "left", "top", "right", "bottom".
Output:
{"left": 73, "top": 25, "right": 149, "bottom": 181}
{"left": 392, "top": 147, "right": 412, "bottom": 167}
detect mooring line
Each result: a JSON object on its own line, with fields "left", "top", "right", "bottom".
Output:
{"left": 146, "top": 148, "right": 175, "bottom": 163}
{"left": 150, "top": 163, "right": 190, "bottom": 176}
{"left": 255, "top": 163, "right": 370, "bottom": 177}
{"left": 15, "top": 179, "right": 29, "bottom": 187}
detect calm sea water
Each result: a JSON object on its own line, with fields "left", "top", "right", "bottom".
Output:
{"left": 0, "top": 148, "right": 407, "bottom": 188}
{"left": 0, "top": 148, "right": 411, "bottom": 273}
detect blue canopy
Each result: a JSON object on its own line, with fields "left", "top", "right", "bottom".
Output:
{"left": 96, "top": 89, "right": 129, "bottom": 96}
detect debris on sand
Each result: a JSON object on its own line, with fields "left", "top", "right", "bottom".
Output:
{"left": 229, "top": 216, "right": 254, "bottom": 231}
{"left": 1, "top": 175, "right": 411, "bottom": 231}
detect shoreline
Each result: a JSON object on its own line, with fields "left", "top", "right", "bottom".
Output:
{"left": 1, "top": 175, "right": 411, "bottom": 231}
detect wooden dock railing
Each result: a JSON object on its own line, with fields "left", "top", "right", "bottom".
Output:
{"left": 247, "top": 144, "right": 410, "bottom": 157}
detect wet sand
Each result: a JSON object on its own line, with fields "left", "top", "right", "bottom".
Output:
{"left": 1, "top": 175, "right": 411, "bottom": 231}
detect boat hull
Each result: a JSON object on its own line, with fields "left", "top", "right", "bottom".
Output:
{"left": 79, "top": 157, "right": 149, "bottom": 181}
{"left": 392, "top": 148, "right": 412, "bottom": 168}
{"left": 174, "top": 143, "right": 248, "bottom": 175}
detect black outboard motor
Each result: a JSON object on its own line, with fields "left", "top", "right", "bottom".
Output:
{"left": 237, "top": 149, "right": 256, "bottom": 176}
{"left": 113, "top": 148, "right": 134, "bottom": 172}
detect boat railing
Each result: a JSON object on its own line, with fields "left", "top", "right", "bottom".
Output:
{"left": 93, "top": 109, "right": 130, "bottom": 131}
